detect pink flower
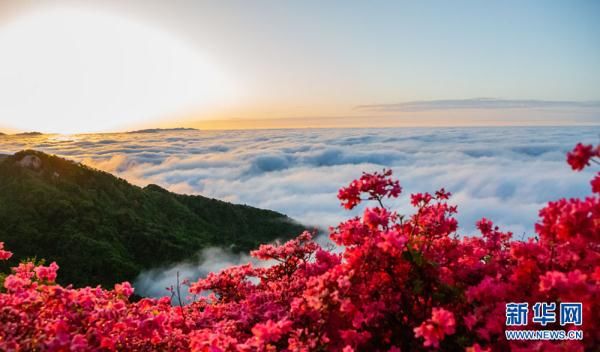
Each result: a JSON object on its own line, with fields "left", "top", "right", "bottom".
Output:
{"left": 363, "top": 207, "right": 391, "bottom": 229}
{"left": 338, "top": 169, "right": 401, "bottom": 209}
{"left": 466, "top": 343, "right": 491, "bottom": 352}
{"left": 414, "top": 308, "right": 456, "bottom": 348}
{"left": 338, "top": 180, "right": 362, "bottom": 210}
{"left": 410, "top": 192, "right": 432, "bottom": 207}
{"left": 476, "top": 218, "right": 494, "bottom": 235}
{"left": 3, "top": 274, "right": 31, "bottom": 292}
{"left": 432, "top": 308, "right": 456, "bottom": 334}
{"left": 114, "top": 281, "right": 134, "bottom": 297}
{"left": 100, "top": 337, "right": 116, "bottom": 350}
{"left": 592, "top": 172, "right": 600, "bottom": 193}
{"left": 567, "top": 143, "right": 597, "bottom": 171}
{"left": 34, "top": 262, "right": 59, "bottom": 282}
{"left": 377, "top": 230, "right": 407, "bottom": 254}
{"left": 0, "top": 242, "right": 12, "bottom": 260}
{"left": 70, "top": 334, "right": 89, "bottom": 351}
{"left": 0, "top": 141, "right": 597, "bottom": 351}
{"left": 251, "top": 319, "right": 292, "bottom": 343}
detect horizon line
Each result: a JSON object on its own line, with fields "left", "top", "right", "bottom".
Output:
{"left": 2, "top": 121, "right": 599, "bottom": 136}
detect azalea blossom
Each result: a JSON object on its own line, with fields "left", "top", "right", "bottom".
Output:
{"left": 0, "top": 142, "right": 598, "bottom": 351}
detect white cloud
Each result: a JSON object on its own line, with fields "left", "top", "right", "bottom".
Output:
{"left": 1, "top": 127, "right": 596, "bottom": 235}
{"left": 356, "top": 98, "right": 600, "bottom": 112}
{"left": 1, "top": 126, "right": 597, "bottom": 296}
{"left": 133, "top": 246, "right": 261, "bottom": 299}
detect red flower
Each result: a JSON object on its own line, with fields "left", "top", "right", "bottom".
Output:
{"left": 566, "top": 143, "right": 597, "bottom": 171}
{"left": 34, "top": 262, "right": 59, "bottom": 282}
{"left": 0, "top": 143, "right": 598, "bottom": 351}
{"left": 414, "top": 308, "right": 456, "bottom": 348}
{"left": 114, "top": 281, "right": 134, "bottom": 297}
{"left": 251, "top": 319, "right": 292, "bottom": 344}
{"left": 338, "top": 169, "right": 401, "bottom": 209}
{"left": 0, "top": 242, "right": 12, "bottom": 260}
{"left": 592, "top": 172, "right": 600, "bottom": 193}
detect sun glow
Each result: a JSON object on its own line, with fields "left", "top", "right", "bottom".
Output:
{"left": 0, "top": 8, "right": 238, "bottom": 134}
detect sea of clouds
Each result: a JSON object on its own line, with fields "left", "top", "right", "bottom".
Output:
{"left": 1, "top": 126, "right": 597, "bottom": 297}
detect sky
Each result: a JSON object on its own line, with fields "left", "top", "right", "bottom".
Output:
{"left": 0, "top": 0, "right": 599, "bottom": 133}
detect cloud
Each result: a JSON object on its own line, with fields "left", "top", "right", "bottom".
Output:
{"left": 133, "top": 246, "right": 260, "bottom": 299}
{"left": 1, "top": 126, "right": 598, "bottom": 296}
{"left": 356, "top": 98, "right": 600, "bottom": 112}
{"left": 133, "top": 230, "right": 336, "bottom": 299}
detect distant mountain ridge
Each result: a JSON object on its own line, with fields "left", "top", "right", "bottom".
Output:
{"left": 0, "top": 131, "right": 44, "bottom": 137}
{"left": 0, "top": 150, "right": 305, "bottom": 288}
{"left": 126, "top": 127, "right": 198, "bottom": 134}
{"left": 0, "top": 128, "right": 196, "bottom": 136}
{"left": 14, "top": 132, "right": 44, "bottom": 136}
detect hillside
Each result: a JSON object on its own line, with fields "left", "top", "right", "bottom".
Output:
{"left": 0, "top": 150, "right": 305, "bottom": 288}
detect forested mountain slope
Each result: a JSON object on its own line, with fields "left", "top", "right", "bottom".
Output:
{"left": 0, "top": 150, "right": 304, "bottom": 288}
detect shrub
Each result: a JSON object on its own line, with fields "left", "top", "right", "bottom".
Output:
{"left": 1, "top": 143, "right": 598, "bottom": 351}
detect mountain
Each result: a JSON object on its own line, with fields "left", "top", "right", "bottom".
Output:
{"left": 0, "top": 150, "right": 305, "bottom": 288}
{"left": 126, "top": 127, "right": 198, "bottom": 134}
{"left": 14, "top": 132, "right": 44, "bottom": 136}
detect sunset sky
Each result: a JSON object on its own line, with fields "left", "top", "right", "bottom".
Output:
{"left": 0, "top": 0, "right": 599, "bottom": 133}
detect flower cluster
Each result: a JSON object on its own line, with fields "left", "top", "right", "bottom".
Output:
{"left": 413, "top": 308, "right": 456, "bottom": 348}
{"left": 0, "top": 143, "right": 598, "bottom": 351}
{"left": 0, "top": 242, "right": 12, "bottom": 260}
{"left": 337, "top": 169, "right": 401, "bottom": 209}
{"left": 566, "top": 143, "right": 599, "bottom": 171}
{"left": 566, "top": 142, "right": 600, "bottom": 195}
